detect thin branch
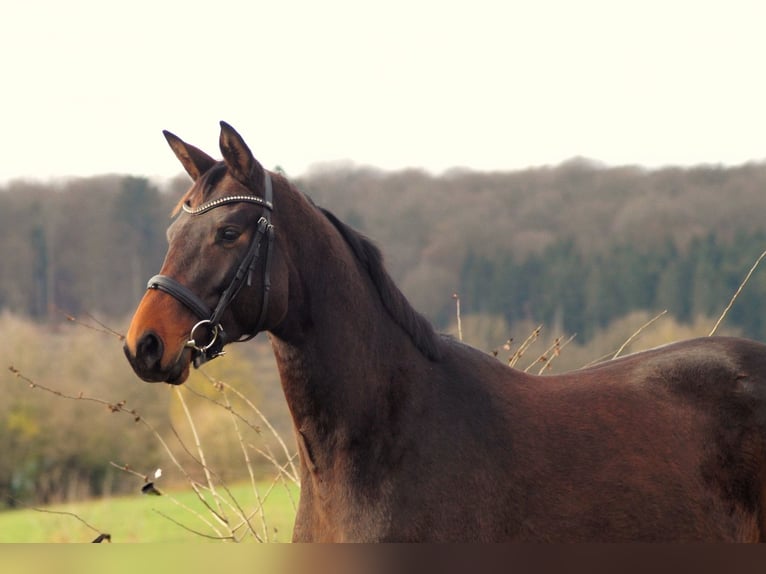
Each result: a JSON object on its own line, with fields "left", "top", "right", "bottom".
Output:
{"left": 174, "top": 387, "right": 227, "bottom": 522}
{"left": 709, "top": 249, "right": 766, "bottom": 336}
{"left": 182, "top": 383, "right": 261, "bottom": 435}
{"left": 612, "top": 309, "right": 668, "bottom": 359}
{"left": 532, "top": 333, "right": 577, "bottom": 375}
{"left": 109, "top": 460, "right": 227, "bottom": 539}
{"left": 580, "top": 310, "right": 669, "bottom": 368}
{"left": 452, "top": 293, "right": 463, "bottom": 342}
{"left": 165, "top": 404, "right": 265, "bottom": 541}
{"left": 220, "top": 385, "right": 268, "bottom": 541}
{"left": 108, "top": 461, "right": 149, "bottom": 481}
{"left": 197, "top": 369, "right": 299, "bottom": 484}
{"left": 7, "top": 366, "right": 235, "bottom": 539}
{"left": 8, "top": 366, "right": 188, "bottom": 479}
{"left": 253, "top": 445, "right": 300, "bottom": 485}
{"left": 165, "top": 424, "right": 231, "bottom": 527}
{"left": 153, "top": 510, "right": 235, "bottom": 542}
{"left": 7, "top": 496, "right": 109, "bottom": 541}
{"left": 55, "top": 307, "right": 125, "bottom": 341}
{"left": 508, "top": 325, "right": 542, "bottom": 368}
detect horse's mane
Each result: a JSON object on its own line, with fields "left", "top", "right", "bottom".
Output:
{"left": 319, "top": 207, "right": 443, "bottom": 361}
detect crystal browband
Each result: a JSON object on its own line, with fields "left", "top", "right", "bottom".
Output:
{"left": 182, "top": 194, "right": 274, "bottom": 216}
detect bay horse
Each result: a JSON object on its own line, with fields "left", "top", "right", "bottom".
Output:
{"left": 124, "top": 122, "right": 766, "bottom": 542}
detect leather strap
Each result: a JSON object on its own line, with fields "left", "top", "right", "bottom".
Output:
{"left": 147, "top": 274, "right": 212, "bottom": 319}
{"left": 145, "top": 171, "right": 275, "bottom": 366}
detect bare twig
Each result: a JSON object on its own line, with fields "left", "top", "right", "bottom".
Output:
{"left": 184, "top": 379, "right": 299, "bottom": 485}
{"left": 10, "top": 314, "right": 299, "bottom": 543}
{"left": 153, "top": 510, "right": 235, "bottom": 542}
{"left": 508, "top": 325, "right": 542, "bottom": 368}
{"left": 580, "top": 310, "right": 669, "bottom": 368}
{"left": 7, "top": 496, "right": 109, "bottom": 542}
{"left": 182, "top": 383, "right": 261, "bottom": 435}
{"left": 452, "top": 293, "right": 463, "bottom": 342}
{"left": 612, "top": 309, "right": 668, "bottom": 359}
{"left": 709, "top": 249, "right": 766, "bottom": 336}
{"left": 169, "top": 392, "right": 274, "bottom": 542}
{"left": 525, "top": 334, "right": 577, "bottom": 375}
{"left": 109, "top": 460, "right": 227, "bottom": 539}
{"left": 174, "top": 387, "right": 229, "bottom": 525}
{"left": 8, "top": 365, "right": 234, "bottom": 539}
{"left": 8, "top": 365, "right": 186, "bottom": 476}
{"left": 197, "top": 369, "right": 299, "bottom": 484}
{"left": 55, "top": 308, "right": 125, "bottom": 341}
{"left": 108, "top": 461, "right": 148, "bottom": 481}
{"left": 165, "top": 422, "right": 264, "bottom": 542}
{"left": 220, "top": 385, "right": 269, "bottom": 541}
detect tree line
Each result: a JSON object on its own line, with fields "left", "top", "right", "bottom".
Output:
{"left": 459, "top": 231, "right": 766, "bottom": 341}
{"left": 0, "top": 175, "right": 182, "bottom": 319}
{"left": 3, "top": 159, "right": 766, "bottom": 341}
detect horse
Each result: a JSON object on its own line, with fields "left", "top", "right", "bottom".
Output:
{"left": 124, "top": 122, "right": 766, "bottom": 542}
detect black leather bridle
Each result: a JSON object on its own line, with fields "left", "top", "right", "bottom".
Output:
{"left": 146, "top": 172, "right": 275, "bottom": 368}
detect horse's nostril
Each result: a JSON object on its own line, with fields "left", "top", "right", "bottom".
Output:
{"left": 137, "top": 331, "right": 164, "bottom": 368}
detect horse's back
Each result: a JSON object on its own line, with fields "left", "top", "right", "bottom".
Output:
{"left": 571, "top": 336, "right": 766, "bottom": 424}
{"left": 432, "top": 336, "right": 766, "bottom": 541}
{"left": 514, "top": 336, "right": 766, "bottom": 541}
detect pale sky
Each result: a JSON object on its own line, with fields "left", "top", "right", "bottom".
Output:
{"left": 2, "top": 0, "right": 765, "bottom": 184}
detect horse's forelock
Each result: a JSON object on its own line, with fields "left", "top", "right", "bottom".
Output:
{"left": 170, "top": 163, "right": 229, "bottom": 216}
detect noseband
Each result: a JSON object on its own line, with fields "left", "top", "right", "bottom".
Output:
{"left": 146, "top": 173, "right": 275, "bottom": 367}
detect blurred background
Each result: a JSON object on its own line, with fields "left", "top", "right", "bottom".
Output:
{"left": 2, "top": 0, "right": 766, "bottom": 536}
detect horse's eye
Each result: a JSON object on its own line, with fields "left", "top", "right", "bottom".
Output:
{"left": 217, "top": 227, "right": 241, "bottom": 243}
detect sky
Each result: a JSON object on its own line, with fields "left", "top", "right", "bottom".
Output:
{"left": 2, "top": 0, "right": 766, "bottom": 185}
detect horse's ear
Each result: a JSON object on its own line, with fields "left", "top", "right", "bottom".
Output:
{"left": 163, "top": 130, "right": 217, "bottom": 181}
{"left": 219, "top": 121, "right": 263, "bottom": 187}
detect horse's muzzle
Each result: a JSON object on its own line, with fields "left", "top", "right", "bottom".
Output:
{"left": 123, "top": 333, "right": 190, "bottom": 385}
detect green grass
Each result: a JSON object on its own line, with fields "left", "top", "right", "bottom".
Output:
{"left": 0, "top": 480, "right": 299, "bottom": 543}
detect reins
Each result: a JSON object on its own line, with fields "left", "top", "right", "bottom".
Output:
{"left": 146, "top": 172, "right": 275, "bottom": 367}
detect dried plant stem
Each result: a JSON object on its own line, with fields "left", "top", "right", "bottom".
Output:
{"left": 109, "top": 462, "right": 228, "bottom": 539}
{"left": 153, "top": 509, "right": 235, "bottom": 541}
{"left": 8, "top": 496, "right": 108, "bottom": 541}
{"left": 508, "top": 325, "right": 542, "bottom": 368}
{"left": 8, "top": 366, "right": 181, "bottom": 474}
{"left": 525, "top": 333, "right": 577, "bottom": 375}
{"left": 612, "top": 309, "right": 668, "bottom": 359}
{"left": 56, "top": 308, "right": 125, "bottom": 341}
{"left": 108, "top": 461, "right": 147, "bottom": 481}
{"left": 709, "top": 249, "right": 766, "bottom": 336}
{"left": 8, "top": 365, "right": 234, "bottom": 539}
{"left": 452, "top": 293, "right": 463, "bottom": 342}
{"left": 174, "top": 387, "right": 228, "bottom": 526}
{"left": 165, "top": 408, "right": 264, "bottom": 541}
{"left": 197, "top": 369, "right": 299, "bottom": 484}
{"left": 221, "top": 388, "right": 270, "bottom": 542}
{"left": 580, "top": 310, "right": 669, "bottom": 368}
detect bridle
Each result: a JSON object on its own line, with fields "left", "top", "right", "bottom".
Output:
{"left": 146, "top": 172, "right": 275, "bottom": 368}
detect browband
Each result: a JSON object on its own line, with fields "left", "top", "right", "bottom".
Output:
{"left": 182, "top": 194, "right": 273, "bottom": 216}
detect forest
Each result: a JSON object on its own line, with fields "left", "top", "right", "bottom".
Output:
{"left": 4, "top": 158, "right": 766, "bottom": 339}
{"left": 3, "top": 158, "right": 766, "bottom": 508}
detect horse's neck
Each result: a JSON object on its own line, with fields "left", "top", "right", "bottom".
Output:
{"left": 270, "top": 257, "right": 410, "bottom": 427}
{"left": 268, "top": 207, "right": 426, "bottom": 457}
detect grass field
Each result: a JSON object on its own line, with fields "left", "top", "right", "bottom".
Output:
{"left": 0, "top": 480, "right": 299, "bottom": 543}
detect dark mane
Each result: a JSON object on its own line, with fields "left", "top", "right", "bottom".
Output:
{"left": 319, "top": 207, "right": 443, "bottom": 361}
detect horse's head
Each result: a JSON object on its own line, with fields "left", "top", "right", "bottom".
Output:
{"left": 124, "top": 122, "right": 287, "bottom": 384}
